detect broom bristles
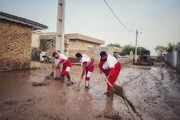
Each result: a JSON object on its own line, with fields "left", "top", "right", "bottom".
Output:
{"left": 113, "top": 84, "right": 124, "bottom": 97}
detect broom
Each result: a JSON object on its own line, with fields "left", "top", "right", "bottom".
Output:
{"left": 44, "top": 67, "right": 56, "bottom": 80}
{"left": 104, "top": 77, "right": 135, "bottom": 111}
{"left": 105, "top": 78, "right": 123, "bottom": 97}
{"left": 74, "top": 78, "right": 83, "bottom": 91}
{"left": 32, "top": 68, "right": 56, "bottom": 86}
{"left": 105, "top": 76, "right": 142, "bottom": 120}
{"left": 101, "top": 73, "right": 123, "bottom": 97}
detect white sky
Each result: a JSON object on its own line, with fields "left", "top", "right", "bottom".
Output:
{"left": 0, "top": 0, "right": 180, "bottom": 55}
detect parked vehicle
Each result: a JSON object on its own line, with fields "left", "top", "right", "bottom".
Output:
{"left": 137, "top": 51, "right": 154, "bottom": 65}
{"left": 43, "top": 55, "right": 53, "bottom": 63}
{"left": 40, "top": 52, "right": 47, "bottom": 62}
{"left": 40, "top": 52, "right": 53, "bottom": 63}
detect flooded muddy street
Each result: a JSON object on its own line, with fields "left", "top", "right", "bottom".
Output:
{"left": 0, "top": 63, "right": 180, "bottom": 120}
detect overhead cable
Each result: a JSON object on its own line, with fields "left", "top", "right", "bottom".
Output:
{"left": 104, "top": 0, "right": 135, "bottom": 33}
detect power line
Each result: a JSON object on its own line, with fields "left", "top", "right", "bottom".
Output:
{"left": 103, "top": 0, "right": 135, "bottom": 33}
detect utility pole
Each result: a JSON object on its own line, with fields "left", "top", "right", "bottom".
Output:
{"left": 135, "top": 30, "right": 138, "bottom": 62}
{"left": 54, "top": 0, "right": 65, "bottom": 78}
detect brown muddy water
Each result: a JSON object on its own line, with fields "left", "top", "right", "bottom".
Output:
{"left": 0, "top": 63, "right": 180, "bottom": 120}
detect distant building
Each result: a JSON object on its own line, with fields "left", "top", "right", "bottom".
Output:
{"left": 100, "top": 45, "right": 122, "bottom": 56}
{"left": 65, "top": 33, "right": 104, "bottom": 59}
{"left": 0, "top": 12, "right": 47, "bottom": 71}
{"left": 36, "top": 32, "right": 105, "bottom": 64}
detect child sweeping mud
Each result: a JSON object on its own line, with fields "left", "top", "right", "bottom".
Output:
{"left": 99, "top": 51, "right": 121, "bottom": 97}
{"left": 75, "top": 53, "right": 94, "bottom": 88}
{"left": 52, "top": 52, "right": 74, "bottom": 86}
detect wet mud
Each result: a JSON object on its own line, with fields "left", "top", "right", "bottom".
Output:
{"left": 0, "top": 62, "right": 180, "bottom": 120}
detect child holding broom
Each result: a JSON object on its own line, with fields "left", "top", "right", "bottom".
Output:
{"left": 99, "top": 51, "right": 121, "bottom": 97}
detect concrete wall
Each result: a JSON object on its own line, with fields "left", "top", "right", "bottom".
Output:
{"left": 177, "top": 47, "right": 180, "bottom": 73}
{"left": 0, "top": 19, "right": 32, "bottom": 71}
{"left": 164, "top": 48, "right": 180, "bottom": 72}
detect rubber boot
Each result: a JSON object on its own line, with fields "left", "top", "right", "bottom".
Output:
{"left": 60, "top": 75, "right": 64, "bottom": 83}
{"left": 66, "top": 75, "right": 73, "bottom": 86}
{"left": 85, "top": 81, "right": 90, "bottom": 88}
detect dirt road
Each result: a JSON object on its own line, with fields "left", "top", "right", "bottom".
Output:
{"left": 0, "top": 63, "right": 180, "bottom": 120}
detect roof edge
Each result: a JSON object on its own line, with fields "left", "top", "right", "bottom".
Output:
{"left": 65, "top": 33, "right": 105, "bottom": 45}
{"left": 0, "top": 12, "right": 48, "bottom": 30}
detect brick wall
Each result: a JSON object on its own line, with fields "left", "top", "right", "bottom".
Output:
{"left": 0, "top": 19, "right": 32, "bottom": 71}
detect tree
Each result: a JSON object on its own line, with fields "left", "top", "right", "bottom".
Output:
{"left": 166, "top": 42, "right": 176, "bottom": 52}
{"left": 107, "top": 43, "right": 121, "bottom": 48}
{"left": 137, "top": 47, "right": 150, "bottom": 55}
{"left": 40, "top": 40, "right": 49, "bottom": 51}
{"left": 120, "top": 45, "right": 134, "bottom": 56}
{"left": 121, "top": 45, "right": 150, "bottom": 56}
{"left": 176, "top": 42, "right": 180, "bottom": 48}
{"left": 107, "top": 43, "right": 150, "bottom": 56}
{"left": 155, "top": 45, "right": 167, "bottom": 56}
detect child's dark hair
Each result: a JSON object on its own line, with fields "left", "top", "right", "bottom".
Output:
{"left": 75, "top": 53, "right": 82, "bottom": 58}
{"left": 52, "top": 52, "right": 58, "bottom": 57}
{"left": 100, "top": 51, "right": 107, "bottom": 57}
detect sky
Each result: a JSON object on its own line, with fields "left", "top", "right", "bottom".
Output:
{"left": 0, "top": 0, "right": 180, "bottom": 55}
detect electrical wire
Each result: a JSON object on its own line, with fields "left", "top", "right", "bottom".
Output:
{"left": 103, "top": 0, "right": 135, "bottom": 33}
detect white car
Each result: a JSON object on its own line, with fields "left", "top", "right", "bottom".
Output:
{"left": 40, "top": 52, "right": 47, "bottom": 62}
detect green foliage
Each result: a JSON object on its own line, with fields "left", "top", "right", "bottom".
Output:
{"left": 120, "top": 44, "right": 150, "bottom": 56}
{"left": 176, "top": 42, "right": 180, "bottom": 48}
{"left": 137, "top": 47, "right": 150, "bottom": 55}
{"left": 155, "top": 45, "right": 167, "bottom": 55}
{"left": 166, "top": 42, "right": 176, "bottom": 52}
{"left": 107, "top": 43, "right": 121, "bottom": 48}
{"left": 155, "top": 42, "right": 180, "bottom": 54}
{"left": 120, "top": 45, "right": 134, "bottom": 56}
{"left": 40, "top": 40, "right": 49, "bottom": 51}
{"left": 155, "top": 42, "right": 180, "bottom": 55}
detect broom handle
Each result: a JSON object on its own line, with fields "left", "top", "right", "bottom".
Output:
{"left": 105, "top": 78, "right": 115, "bottom": 91}
{"left": 49, "top": 67, "right": 56, "bottom": 76}
{"left": 77, "top": 78, "right": 84, "bottom": 88}
{"left": 101, "top": 74, "right": 115, "bottom": 91}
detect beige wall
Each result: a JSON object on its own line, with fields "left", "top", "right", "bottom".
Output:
{"left": 66, "top": 39, "right": 101, "bottom": 65}
{"left": 100, "top": 46, "right": 122, "bottom": 55}
{"left": 38, "top": 33, "right": 104, "bottom": 65}
{"left": 31, "top": 32, "right": 41, "bottom": 48}
{"left": 0, "top": 19, "right": 32, "bottom": 71}
{"left": 67, "top": 40, "right": 99, "bottom": 55}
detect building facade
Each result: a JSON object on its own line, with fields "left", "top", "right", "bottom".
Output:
{"left": 100, "top": 46, "right": 122, "bottom": 56}
{"left": 38, "top": 33, "right": 105, "bottom": 64}
{"left": 0, "top": 12, "right": 47, "bottom": 71}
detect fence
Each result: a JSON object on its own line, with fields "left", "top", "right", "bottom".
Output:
{"left": 164, "top": 47, "right": 180, "bottom": 73}
{"left": 177, "top": 47, "right": 180, "bottom": 73}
